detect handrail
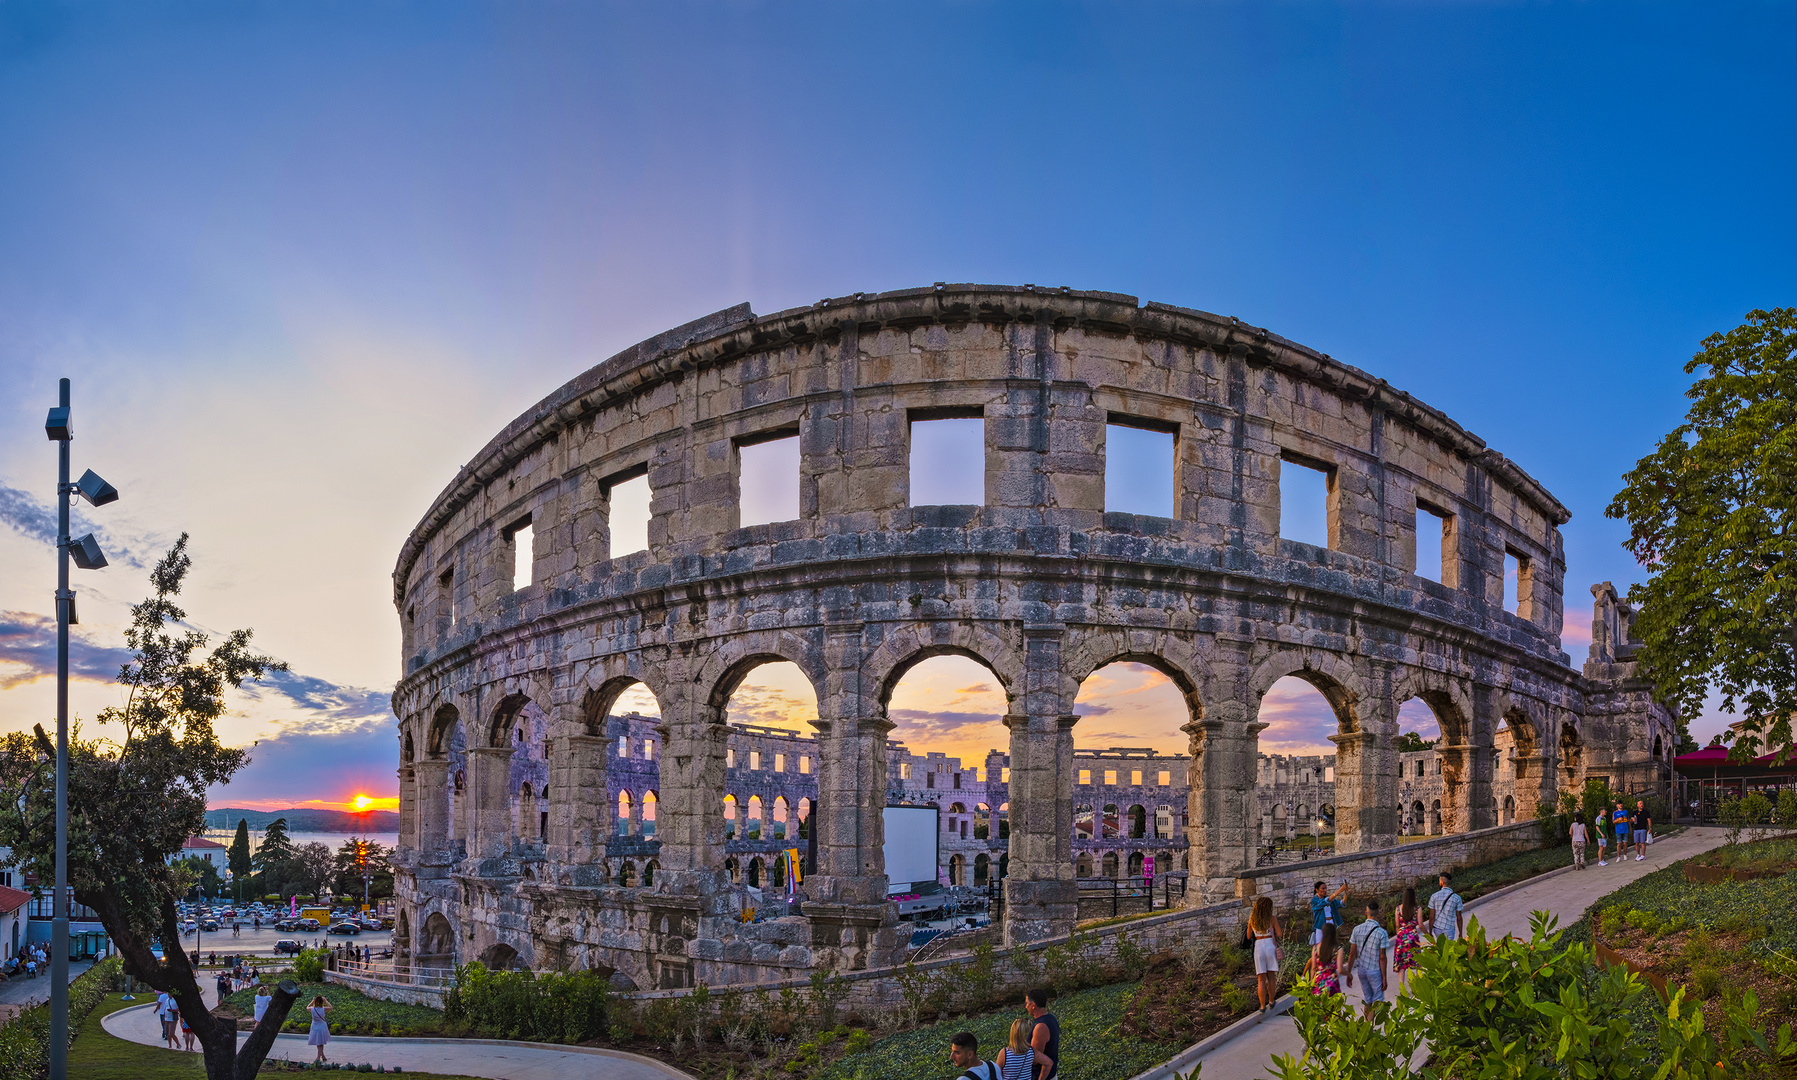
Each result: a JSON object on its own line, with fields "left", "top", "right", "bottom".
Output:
{"left": 333, "top": 958, "right": 456, "bottom": 989}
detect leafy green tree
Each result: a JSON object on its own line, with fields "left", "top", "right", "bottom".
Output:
{"left": 1608, "top": 308, "right": 1797, "bottom": 762}
{"left": 1393, "top": 731, "right": 1435, "bottom": 753}
{"left": 175, "top": 854, "right": 225, "bottom": 898}
{"left": 227, "top": 818, "right": 252, "bottom": 898}
{"left": 292, "top": 841, "right": 334, "bottom": 896}
{"left": 253, "top": 816, "right": 296, "bottom": 895}
{"left": 0, "top": 536, "right": 302, "bottom": 1080}
{"left": 331, "top": 837, "right": 394, "bottom": 900}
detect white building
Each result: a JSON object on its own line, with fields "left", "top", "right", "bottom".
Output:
{"left": 168, "top": 836, "right": 228, "bottom": 867}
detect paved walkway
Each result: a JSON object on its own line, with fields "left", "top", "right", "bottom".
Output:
{"left": 1168, "top": 827, "right": 1731, "bottom": 1080}
{"left": 0, "top": 957, "right": 97, "bottom": 1021}
{"left": 103, "top": 984, "right": 689, "bottom": 1080}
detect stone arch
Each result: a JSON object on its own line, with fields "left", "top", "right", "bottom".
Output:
{"left": 426, "top": 703, "right": 462, "bottom": 757}
{"left": 697, "top": 631, "right": 827, "bottom": 723}
{"left": 1246, "top": 649, "right": 1368, "bottom": 734}
{"left": 478, "top": 942, "right": 522, "bottom": 970}
{"left": 418, "top": 911, "right": 456, "bottom": 962}
{"left": 948, "top": 854, "right": 965, "bottom": 885}
{"left": 1075, "top": 852, "right": 1093, "bottom": 878}
{"left": 975, "top": 853, "right": 991, "bottom": 885}
{"left": 576, "top": 668, "right": 672, "bottom": 736}
{"left": 1060, "top": 630, "right": 1212, "bottom": 726}
{"left": 1127, "top": 851, "right": 1145, "bottom": 877}
{"left": 1127, "top": 804, "right": 1147, "bottom": 839}
{"left": 863, "top": 624, "right": 1024, "bottom": 716}
{"left": 1389, "top": 669, "right": 1476, "bottom": 745}
{"left": 483, "top": 678, "right": 554, "bottom": 749}
{"left": 1503, "top": 795, "right": 1516, "bottom": 824}
{"left": 1411, "top": 800, "right": 1426, "bottom": 835}
{"left": 1102, "top": 851, "right": 1119, "bottom": 878}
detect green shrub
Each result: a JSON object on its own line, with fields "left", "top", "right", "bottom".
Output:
{"left": 443, "top": 961, "right": 609, "bottom": 1044}
{"left": 293, "top": 948, "right": 327, "bottom": 983}
{"left": 1691, "top": 966, "right": 1723, "bottom": 1000}
{"left": 1778, "top": 788, "right": 1797, "bottom": 826}
{"left": 0, "top": 955, "right": 123, "bottom": 1078}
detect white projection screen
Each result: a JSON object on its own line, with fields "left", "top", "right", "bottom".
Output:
{"left": 882, "top": 805, "right": 940, "bottom": 892}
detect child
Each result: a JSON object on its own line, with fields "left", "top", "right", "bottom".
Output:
{"left": 1306, "top": 922, "right": 1342, "bottom": 996}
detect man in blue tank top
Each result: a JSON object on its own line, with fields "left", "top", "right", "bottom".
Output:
{"left": 1025, "top": 988, "right": 1059, "bottom": 1080}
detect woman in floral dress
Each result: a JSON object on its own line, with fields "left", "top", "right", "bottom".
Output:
{"left": 1306, "top": 922, "right": 1342, "bottom": 996}
{"left": 1392, "top": 886, "right": 1423, "bottom": 993}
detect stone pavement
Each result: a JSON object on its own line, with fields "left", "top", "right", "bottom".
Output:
{"left": 1157, "top": 827, "right": 1731, "bottom": 1080}
{"left": 102, "top": 983, "right": 689, "bottom": 1080}
{"left": 0, "top": 957, "right": 97, "bottom": 1022}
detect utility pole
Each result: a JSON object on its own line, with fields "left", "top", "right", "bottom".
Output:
{"left": 44, "top": 379, "right": 118, "bottom": 1080}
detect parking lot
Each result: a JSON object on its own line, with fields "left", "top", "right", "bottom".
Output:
{"left": 175, "top": 922, "right": 396, "bottom": 959}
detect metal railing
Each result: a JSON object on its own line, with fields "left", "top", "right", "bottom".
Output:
{"left": 333, "top": 957, "right": 456, "bottom": 989}
{"left": 1075, "top": 874, "right": 1188, "bottom": 918}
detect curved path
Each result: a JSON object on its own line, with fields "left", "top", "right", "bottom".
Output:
{"left": 103, "top": 989, "right": 689, "bottom": 1080}
{"left": 1143, "top": 827, "right": 1731, "bottom": 1080}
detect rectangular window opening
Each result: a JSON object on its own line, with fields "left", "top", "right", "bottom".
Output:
{"left": 774, "top": 753, "right": 785, "bottom": 773}
{"left": 738, "top": 432, "right": 800, "bottom": 527}
{"left": 749, "top": 751, "right": 761, "bottom": 771}
{"left": 1415, "top": 503, "right": 1446, "bottom": 582}
{"left": 505, "top": 516, "right": 534, "bottom": 592}
{"left": 800, "top": 755, "right": 811, "bottom": 775}
{"left": 438, "top": 568, "right": 455, "bottom": 628}
{"left": 604, "top": 468, "right": 652, "bottom": 559}
{"left": 1105, "top": 418, "right": 1177, "bottom": 518}
{"left": 727, "top": 748, "right": 736, "bottom": 768}
{"left": 1130, "top": 769, "right": 1143, "bottom": 786}
{"left": 1078, "top": 769, "right": 1091, "bottom": 786}
{"left": 1158, "top": 770, "right": 1171, "bottom": 786}
{"left": 1505, "top": 549, "right": 1529, "bottom": 616}
{"left": 1278, "top": 454, "right": 1333, "bottom": 548}
{"left": 1000, "top": 767, "right": 1010, "bottom": 783}
{"left": 909, "top": 413, "right": 985, "bottom": 506}
{"left": 1104, "top": 770, "right": 1118, "bottom": 786}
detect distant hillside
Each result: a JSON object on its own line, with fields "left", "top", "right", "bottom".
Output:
{"left": 206, "top": 807, "right": 400, "bottom": 833}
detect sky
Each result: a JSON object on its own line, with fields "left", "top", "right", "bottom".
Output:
{"left": 0, "top": 2, "right": 1790, "bottom": 809}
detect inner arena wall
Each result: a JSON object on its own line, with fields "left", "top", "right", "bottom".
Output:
{"left": 388, "top": 284, "right": 1673, "bottom": 989}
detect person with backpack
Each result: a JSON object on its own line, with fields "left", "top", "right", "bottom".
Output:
{"left": 1344, "top": 898, "right": 1391, "bottom": 1020}
{"left": 1428, "top": 871, "right": 1464, "bottom": 941}
{"left": 157, "top": 990, "right": 180, "bottom": 1049}
{"left": 949, "top": 1031, "right": 999, "bottom": 1080}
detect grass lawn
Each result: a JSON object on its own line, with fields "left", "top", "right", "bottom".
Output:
{"left": 218, "top": 981, "right": 445, "bottom": 1036}
{"left": 70, "top": 994, "right": 487, "bottom": 1079}
{"left": 813, "top": 982, "right": 1177, "bottom": 1080}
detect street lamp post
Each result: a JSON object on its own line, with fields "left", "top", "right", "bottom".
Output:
{"left": 44, "top": 378, "right": 119, "bottom": 1080}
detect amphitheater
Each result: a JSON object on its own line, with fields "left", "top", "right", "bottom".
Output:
{"left": 388, "top": 284, "right": 1674, "bottom": 991}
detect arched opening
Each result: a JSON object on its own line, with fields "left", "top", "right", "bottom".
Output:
{"left": 1559, "top": 721, "right": 1583, "bottom": 790}
{"left": 1127, "top": 851, "right": 1145, "bottom": 877}
{"left": 721, "top": 661, "right": 819, "bottom": 733}
{"left": 1652, "top": 734, "right": 1664, "bottom": 759}
{"left": 1503, "top": 795, "right": 1516, "bottom": 824}
{"left": 1411, "top": 800, "right": 1426, "bottom": 836}
{"left": 1156, "top": 804, "right": 1174, "bottom": 840}
{"left": 1258, "top": 673, "right": 1355, "bottom": 852}
{"left": 748, "top": 856, "right": 764, "bottom": 888}
{"left": 796, "top": 797, "right": 812, "bottom": 840}
{"left": 974, "top": 853, "right": 990, "bottom": 885}
{"left": 724, "top": 856, "right": 740, "bottom": 884}
{"left": 428, "top": 705, "right": 467, "bottom": 850}
{"left": 642, "top": 791, "right": 658, "bottom": 838}
{"left": 643, "top": 858, "right": 658, "bottom": 886}
{"left": 974, "top": 803, "right": 990, "bottom": 840}
{"left": 772, "top": 796, "right": 788, "bottom": 841}
{"left": 617, "top": 791, "right": 633, "bottom": 836}
{"left": 1102, "top": 851, "right": 1120, "bottom": 878}
{"left": 746, "top": 795, "right": 763, "bottom": 840}
{"left": 478, "top": 943, "right": 520, "bottom": 971}
{"left": 620, "top": 860, "right": 637, "bottom": 887}
{"left": 419, "top": 912, "right": 455, "bottom": 963}
{"left": 1072, "top": 659, "right": 1195, "bottom": 882}
{"left": 538, "top": 784, "right": 549, "bottom": 841}
{"left": 998, "top": 852, "right": 1010, "bottom": 879}
{"left": 998, "top": 802, "right": 1010, "bottom": 840}
{"left": 886, "top": 652, "right": 1011, "bottom": 890}
{"left": 1430, "top": 800, "right": 1442, "bottom": 835}
{"left": 723, "top": 794, "right": 737, "bottom": 838}
{"left": 1399, "top": 692, "right": 1480, "bottom": 832}
{"left": 1076, "top": 852, "right": 1094, "bottom": 878}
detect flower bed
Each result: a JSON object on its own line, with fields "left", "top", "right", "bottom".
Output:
{"left": 217, "top": 982, "right": 446, "bottom": 1037}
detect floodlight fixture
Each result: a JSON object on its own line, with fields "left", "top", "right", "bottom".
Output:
{"left": 74, "top": 469, "right": 118, "bottom": 507}
{"left": 45, "top": 407, "right": 71, "bottom": 442}
{"left": 68, "top": 533, "right": 107, "bottom": 571}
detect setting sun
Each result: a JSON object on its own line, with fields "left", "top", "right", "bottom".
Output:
{"left": 352, "top": 794, "right": 373, "bottom": 811}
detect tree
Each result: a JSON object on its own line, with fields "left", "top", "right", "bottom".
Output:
{"left": 1609, "top": 308, "right": 1797, "bottom": 763}
{"left": 331, "top": 837, "right": 394, "bottom": 900}
{"left": 0, "top": 536, "right": 302, "bottom": 1080}
{"left": 292, "top": 841, "right": 334, "bottom": 896}
{"left": 253, "top": 817, "right": 296, "bottom": 896}
{"left": 227, "top": 818, "right": 252, "bottom": 899}
{"left": 1394, "top": 731, "right": 1435, "bottom": 753}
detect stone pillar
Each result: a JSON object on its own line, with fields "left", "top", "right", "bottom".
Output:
{"left": 654, "top": 696, "right": 726, "bottom": 877}
{"left": 1186, "top": 697, "right": 1264, "bottom": 900}
{"left": 1513, "top": 750, "right": 1556, "bottom": 819}
{"left": 397, "top": 763, "right": 416, "bottom": 851}
{"left": 1330, "top": 729, "right": 1398, "bottom": 853}
{"left": 550, "top": 734, "right": 611, "bottom": 865}
{"left": 413, "top": 758, "right": 449, "bottom": 856}
{"left": 1437, "top": 743, "right": 1496, "bottom": 833}
{"left": 465, "top": 746, "right": 514, "bottom": 861}
{"left": 1002, "top": 710, "right": 1078, "bottom": 943}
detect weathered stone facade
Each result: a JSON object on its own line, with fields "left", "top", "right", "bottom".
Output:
{"left": 388, "top": 284, "right": 1673, "bottom": 990}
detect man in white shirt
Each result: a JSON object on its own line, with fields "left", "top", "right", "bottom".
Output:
{"left": 949, "top": 1030, "right": 1000, "bottom": 1080}
{"left": 1345, "top": 899, "right": 1392, "bottom": 1020}
{"left": 1429, "top": 871, "right": 1464, "bottom": 941}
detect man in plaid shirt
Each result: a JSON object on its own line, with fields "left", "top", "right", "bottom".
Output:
{"left": 1429, "top": 871, "right": 1464, "bottom": 940}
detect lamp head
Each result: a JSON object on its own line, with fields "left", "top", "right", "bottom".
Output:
{"left": 75, "top": 469, "right": 119, "bottom": 507}
{"left": 45, "top": 407, "right": 71, "bottom": 442}
{"left": 69, "top": 534, "right": 108, "bottom": 570}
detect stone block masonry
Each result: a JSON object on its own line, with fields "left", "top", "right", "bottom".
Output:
{"left": 387, "top": 284, "right": 1676, "bottom": 991}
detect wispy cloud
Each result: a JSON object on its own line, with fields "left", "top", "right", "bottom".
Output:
{"left": 0, "top": 482, "right": 163, "bottom": 570}
{"left": 0, "top": 610, "right": 135, "bottom": 690}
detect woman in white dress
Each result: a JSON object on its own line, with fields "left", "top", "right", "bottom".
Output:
{"left": 306, "top": 995, "right": 333, "bottom": 1062}
{"left": 252, "top": 985, "right": 273, "bottom": 1026}
{"left": 1249, "top": 895, "right": 1283, "bottom": 1012}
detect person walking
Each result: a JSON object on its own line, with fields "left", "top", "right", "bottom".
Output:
{"left": 1391, "top": 887, "right": 1422, "bottom": 994}
{"left": 1594, "top": 813, "right": 1609, "bottom": 866}
{"left": 1024, "top": 989, "right": 1059, "bottom": 1080}
{"left": 1248, "top": 896, "right": 1283, "bottom": 1011}
{"left": 1570, "top": 817, "right": 1587, "bottom": 870}
{"left": 306, "top": 994, "right": 333, "bottom": 1063}
{"left": 997, "top": 1019, "right": 1036, "bottom": 1080}
{"left": 1612, "top": 802, "right": 1631, "bottom": 859}
{"left": 181, "top": 1007, "right": 197, "bottom": 1052}
{"left": 156, "top": 990, "right": 180, "bottom": 1049}
{"left": 1428, "top": 872, "right": 1464, "bottom": 941}
{"left": 948, "top": 1031, "right": 999, "bottom": 1080}
{"left": 1345, "top": 899, "right": 1391, "bottom": 1020}
{"left": 1310, "top": 881, "right": 1348, "bottom": 945}
{"left": 1305, "top": 922, "right": 1341, "bottom": 996}
{"left": 1634, "top": 801, "right": 1651, "bottom": 860}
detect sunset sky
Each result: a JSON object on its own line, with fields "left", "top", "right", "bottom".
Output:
{"left": 0, "top": 4, "right": 1789, "bottom": 810}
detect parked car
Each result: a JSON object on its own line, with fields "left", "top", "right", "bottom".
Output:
{"left": 200, "top": 920, "right": 220, "bottom": 932}
{"left": 275, "top": 918, "right": 299, "bottom": 932}
{"left": 298, "top": 918, "right": 321, "bottom": 931}
{"left": 358, "top": 919, "right": 384, "bottom": 932}
{"left": 273, "top": 940, "right": 303, "bottom": 955}
{"left": 327, "top": 922, "right": 361, "bottom": 935}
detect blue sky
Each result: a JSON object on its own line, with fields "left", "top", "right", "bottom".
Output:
{"left": 0, "top": 2, "right": 1790, "bottom": 805}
